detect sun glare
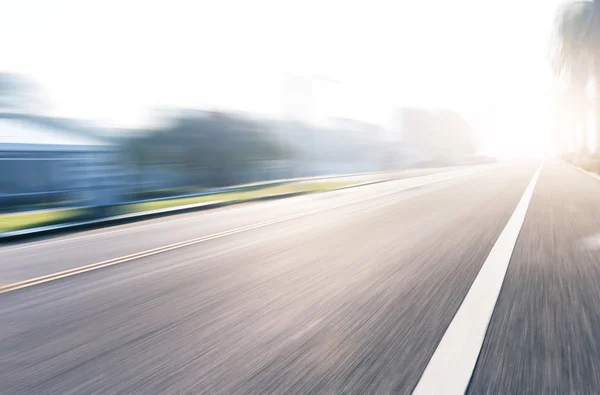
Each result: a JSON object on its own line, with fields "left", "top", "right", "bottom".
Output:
{"left": 473, "top": 95, "right": 556, "bottom": 160}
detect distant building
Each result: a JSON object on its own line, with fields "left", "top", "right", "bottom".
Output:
{"left": 266, "top": 117, "right": 386, "bottom": 176}
{"left": 394, "top": 107, "right": 476, "bottom": 167}
{"left": 0, "top": 113, "right": 123, "bottom": 210}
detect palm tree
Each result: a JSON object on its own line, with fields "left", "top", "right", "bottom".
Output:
{"left": 553, "top": 0, "right": 600, "bottom": 155}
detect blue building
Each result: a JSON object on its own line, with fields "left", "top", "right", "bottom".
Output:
{"left": 0, "top": 113, "right": 122, "bottom": 210}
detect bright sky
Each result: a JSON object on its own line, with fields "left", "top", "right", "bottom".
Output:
{"left": 2, "top": 0, "right": 566, "bottom": 157}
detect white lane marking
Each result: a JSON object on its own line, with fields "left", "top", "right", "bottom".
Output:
{"left": 412, "top": 165, "right": 542, "bottom": 395}
{"left": 0, "top": 167, "right": 492, "bottom": 294}
{"left": 0, "top": 167, "right": 491, "bottom": 254}
{"left": 581, "top": 234, "right": 600, "bottom": 251}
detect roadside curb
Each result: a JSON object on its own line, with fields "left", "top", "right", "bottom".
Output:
{"left": 568, "top": 163, "right": 600, "bottom": 181}
{"left": 0, "top": 179, "right": 387, "bottom": 242}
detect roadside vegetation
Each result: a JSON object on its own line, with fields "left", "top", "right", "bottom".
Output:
{"left": 119, "top": 181, "right": 353, "bottom": 214}
{"left": 0, "top": 181, "right": 354, "bottom": 233}
{"left": 0, "top": 209, "right": 85, "bottom": 233}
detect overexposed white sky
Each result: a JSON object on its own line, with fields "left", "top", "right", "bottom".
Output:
{"left": 1, "top": 0, "right": 565, "bottom": 157}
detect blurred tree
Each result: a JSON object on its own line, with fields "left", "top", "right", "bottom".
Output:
{"left": 553, "top": 0, "right": 600, "bottom": 154}
{"left": 0, "top": 72, "right": 47, "bottom": 114}
{"left": 133, "top": 111, "right": 291, "bottom": 187}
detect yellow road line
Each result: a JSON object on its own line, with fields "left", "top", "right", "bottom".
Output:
{"left": 0, "top": 167, "right": 487, "bottom": 295}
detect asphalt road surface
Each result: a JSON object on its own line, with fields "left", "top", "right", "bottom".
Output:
{"left": 3, "top": 161, "right": 600, "bottom": 394}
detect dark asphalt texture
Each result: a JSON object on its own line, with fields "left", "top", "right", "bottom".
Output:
{"left": 468, "top": 162, "right": 600, "bottom": 394}
{"left": 3, "top": 161, "right": 597, "bottom": 394}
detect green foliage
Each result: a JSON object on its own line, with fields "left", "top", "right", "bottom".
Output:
{"left": 130, "top": 111, "right": 292, "bottom": 186}
{"left": 0, "top": 209, "right": 85, "bottom": 232}
{"left": 119, "top": 181, "right": 353, "bottom": 214}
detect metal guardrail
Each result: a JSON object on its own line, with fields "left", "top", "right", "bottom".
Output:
{"left": 1, "top": 170, "right": 396, "bottom": 215}
{"left": 0, "top": 179, "right": 389, "bottom": 240}
{"left": 119, "top": 170, "right": 396, "bottom": 205}
{"left": 1, "top": 165, "right": 486, "bottom": 240}
{"left": 2, "top": 166, "right": 464, "bottom": 215}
